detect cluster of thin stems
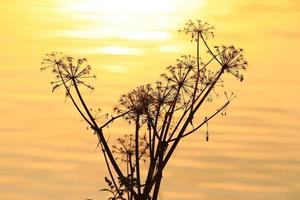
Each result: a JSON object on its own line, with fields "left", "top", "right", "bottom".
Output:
{"left": 42, "top": 20, "right": 247, "bottom": 200}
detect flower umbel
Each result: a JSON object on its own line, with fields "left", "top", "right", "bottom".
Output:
{"left": 151, "top": 81, "right": 176, "bottom": 112}
{"left": 179, "top": 19, "right": 214, "bottom": 41}
{"left": 114, "top": 84, "right": 155, "bottom": 121}
{"left": 215, "top": 46, "right": 247, "bottom": 81}
{"left": 41, "top": 52, "right": 96, "bottom": 93}
{"left": 161, "top": 55, "right": 199, "bottom": 108}
{"left": 112, "top": 134, "right": 149, "bottom": 164}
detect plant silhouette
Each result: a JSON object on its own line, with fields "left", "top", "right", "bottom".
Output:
{"left": 41, "top": 19, "right": 247, "bottom": 200}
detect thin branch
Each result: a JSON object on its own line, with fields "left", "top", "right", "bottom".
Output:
{"left": 100, "top": 110, "right": 131, "bottom": 129}
{"left": 200, "top": 33, "right": 222, "bottom": 66}
{"left": 72, "top": 80, "right": 99, "bottom": 128}
{"left": 169, "top": 100, "right": 230, "bottom": 142}
{"left": 56, "top": 65, "right": 94, "bottom": 128}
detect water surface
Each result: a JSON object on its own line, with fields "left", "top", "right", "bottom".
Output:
{"left": 0, "top": 0, "right": 299, "bottom": 199}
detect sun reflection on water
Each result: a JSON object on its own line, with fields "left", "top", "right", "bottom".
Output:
{"left": 52, "top": 0, "right": 205, "bottom": 41}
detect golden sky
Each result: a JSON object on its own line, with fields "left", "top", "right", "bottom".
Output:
{"left": 0, "top": 0, "right": 300, "bottom": 199}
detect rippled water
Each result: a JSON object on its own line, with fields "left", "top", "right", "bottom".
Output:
{"left": 1, "top": 0, "right": 299, "bottom": 199}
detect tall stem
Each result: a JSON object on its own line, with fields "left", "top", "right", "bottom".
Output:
{"left": 135, "top": 115, "right": 141, "bottom": 196}
{"left": 152, "top": 147, "right": 164, "bottom": 200}
{"left": 101, "top": 144, "right": 122, "bottom": 197}
{"left": 189, "top": 33, "right": 201, "bottom": 126}
{"left": 72, "top": 81, "right": 138, "bottom": 198}
{"left": 152, "top": 175, "right": 162, "bottom": 200}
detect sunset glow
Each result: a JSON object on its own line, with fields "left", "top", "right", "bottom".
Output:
{"left": 50, "top": 0, "right": 205, "bottom": 41}
{"left": 1, "top": 0, "right": 299, "bottom": 200}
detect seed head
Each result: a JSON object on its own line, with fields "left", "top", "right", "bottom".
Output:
{"left": 215, "top": 46, "right": 247, "bottom": 81}
{"left": 179, "top": 19, "right": 214, "bottom": 41}
{"left": 41, "top": 52, "right": 96, "bottom": 93}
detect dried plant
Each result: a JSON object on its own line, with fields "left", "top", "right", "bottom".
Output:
{"left": 42, "top": 19, "right": 247, "bottom": 200}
